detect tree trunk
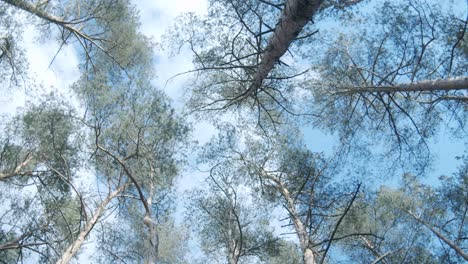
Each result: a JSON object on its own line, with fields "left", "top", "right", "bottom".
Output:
{"left": 407, "top": 211, "right": 468, "bottom": 261}
{"left": 263, "top": 173, "right": 316, "bottom": 264}
{"left": 55, "top": 184, "right": 128, "bottom": 264}
{"left": 143, "top": 179, "right": 159, "bottom": 264}
{"left": 0, "top": 154, "right": 32, "bottom": 181}
{"left": 244, "top": 0, "right": 323, "bottom": 98}
{"left": 337, "top": 76, "right": 468, "bottom": 94}
{"left": 143, "top": 215, "right": 159, "bottom": 264}
{"left": 304, "top": 248, "right": 315, "bottom": 264}
{"left": 228, "top": 250, "right": 238, "bottom": 264}
{"left": 2, "top": 0, "right": 67, "bottom": 26}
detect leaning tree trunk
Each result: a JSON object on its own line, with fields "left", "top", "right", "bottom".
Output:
{"left": 55, "top": 184, "right": 128, "bottom": 264}
{"left": 2, "top": 0, "right": 71, "bottom": 27}
{"left": 243, "top": 0, "right": 323, "bottom": 99}
{"left": 406, "top": 210, "right": 468, "bottom": 261}
{"left": 338, "top": 76, "right": 468, "bottom": 94}
{"left": 0, "top": 154, "right": 32, "bottom": 181}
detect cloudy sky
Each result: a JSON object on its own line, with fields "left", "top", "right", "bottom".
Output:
{"left": 1, "top": 0, "right": 465, "bottom": 261}
{"left": 1, "top": 1, "right": 212, "bottom": 260}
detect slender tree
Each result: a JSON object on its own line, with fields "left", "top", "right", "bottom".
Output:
{"left": 187, "top": 161, "right": 278, "bottom": 264}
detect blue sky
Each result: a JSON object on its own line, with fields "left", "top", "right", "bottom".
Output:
{"left": 1, "top": 0, "right": 465, "bottom": 261}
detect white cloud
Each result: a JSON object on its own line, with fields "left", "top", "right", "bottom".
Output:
{"left": 0, "top": 22, "right": 80, "bottom": 115}
{"left": 135, "top": 0, "right": 207, "bottom": 41}
{"left": 22, "top": 25, "right": 80, "bottom": 94}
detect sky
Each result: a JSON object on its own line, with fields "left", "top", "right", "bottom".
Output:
{"left": 0, "top": 0, "right": 466, "bottom": 262}
{"left": 4, "top": 0, "right": 463, "bottom": 187}
{"left": 0, "top": 0, "right": 211, "bottom": 262}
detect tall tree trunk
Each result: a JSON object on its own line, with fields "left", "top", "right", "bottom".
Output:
{"left": 143, "top": 215, "right": 159, "bottom": 264}
{"left": 228, "top": 255, "right": 238, "bottom": 264}
{"left": 263, "top": 174, "right": 316, "bottom": 264}
{"left": 227, "top": 211, "right": 240, "bottom": 264}
{"left": 304, "top": 248, "right": 315, "bottom": 264}
{"left": 244, "top": 0, "right": 323, "bottom": 98}
{"left": 143, "top": 179, "right": 159, "bottom": 264}
{"left": 55, "top": 183, "right": 128, "bottom": 264}
{"left": 98, "top": 145, "right": 159, "bottom": 263}
{"left": 337, "top": 76, "right": 468, "bottom": 94}
{"left": 406, "top": 211, "right": 468, "bottom": 261}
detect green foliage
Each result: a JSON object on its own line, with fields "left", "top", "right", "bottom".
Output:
{"left": 262, "top": 239, "right": 302, "bottom": 264}
{"left": 338, "top": 171, "right": 467, "bottom": 263}
{"left": 186, "top": 161, "right": 278, "bottom": 263}
{"left": 306, "top": 0, "right": 467, "bottom": 173}
{"left": 0, "top": 1, "right": 25, "bottom": 89}
{"left": 1, "top": 0, "right": 466, "bottom": 263}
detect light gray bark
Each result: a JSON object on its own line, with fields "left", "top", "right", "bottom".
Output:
{"left": 143, "top": 176, "right": 158, "bottom": 264}
{"left": 2, "top": 0, "right": 73, "bottom": 29}
{"left": 263, "top": 173, "right": 316, "bottom": 264}
{"left": 336, "top": 76, "right": 468, "bottom": 94}
{"left": 143, "top": 215, "right": 159, "bottom": 264}
{"left": 55, "top": 183, "right": 129, "bottom": 264}
{"left": 407, "top": 211, "right": 468, "bottom": 261}
{"left": 0, "top": 154, "right": 32, "bottom": 181}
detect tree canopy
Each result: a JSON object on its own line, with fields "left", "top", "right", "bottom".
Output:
{"left": 0, "top": 0, "right": 466, "bottom": 263}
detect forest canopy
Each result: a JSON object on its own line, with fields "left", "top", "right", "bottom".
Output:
{"left": 0, "top": 0, "right": 466, "bottom": 263}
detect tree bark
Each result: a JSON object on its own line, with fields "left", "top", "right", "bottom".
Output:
{"left": 143, "top": 215, "right": 159, "bottom": 264}
{"left": 244, "top": 0, "right": 323, "bottom": 98}
{"left": 2, "top": 0, "right": 68, "bottom": 26}
{"left": 0, "top": 154, "right": 32, "bottom": 181}
{"left": 263, "top": 173, "right": 316, "bottom": 264}
{"left": 406, "top": 211, "right": 468, "bottom": 261}
{"left": 303, "top": 248, "right": 315, "bottom": 264}
{"left": 143, "top": 178, "right": 158, "bottom": 264}
{"left": 337, "top": 76, "right": 468, "bottom": 94}
{"left": 55, "top": 183, "right": 128, "bottom": 264}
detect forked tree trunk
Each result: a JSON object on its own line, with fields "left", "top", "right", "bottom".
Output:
{"left": 263, "top": 174, "right": 316, "bottom": 264}
{"left": 55, "top": 184, "right": 128, "bottom": 264}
